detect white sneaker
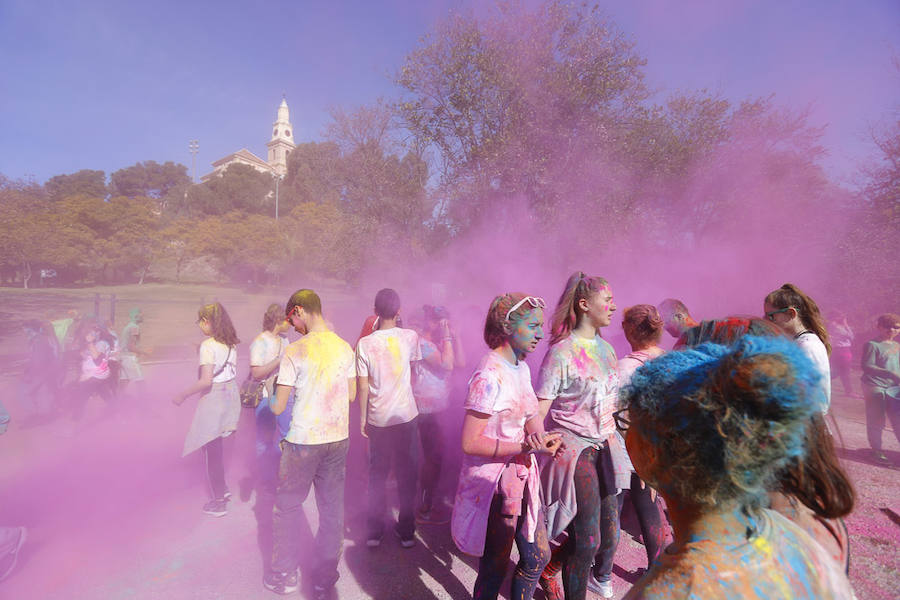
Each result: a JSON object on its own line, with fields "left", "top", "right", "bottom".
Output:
{"left": 587, "top": 572, "right": 613, "bottom": 598}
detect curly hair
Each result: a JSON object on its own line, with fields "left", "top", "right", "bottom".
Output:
{"left": 624, "top": 335, "right": 820, "bottom": 510}
{"left": 622, "top": 304, "right": 664, "bottom": 347}
{"left": 678, "top": 316, "right": 785, "bottom": 348}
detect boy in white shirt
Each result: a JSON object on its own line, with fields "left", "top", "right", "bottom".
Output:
{"left": 356, "top": 288, "right": 422, "bottom": 549}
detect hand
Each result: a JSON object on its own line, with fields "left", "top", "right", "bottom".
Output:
{"left": 172, "top": 394, "right": 184, "bottom": 406}
{"left": 360, "top": 422, "right": 369, "bottom": 439}
{"left": 541, "top": 432, "right": 563, "bottom": 456}
{"left": 439, "top": 319, "right": 451, "bottom": 338}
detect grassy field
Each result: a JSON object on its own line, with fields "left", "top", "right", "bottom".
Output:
{"left": 0, "top": 281, "right": 357, "bottom": 369}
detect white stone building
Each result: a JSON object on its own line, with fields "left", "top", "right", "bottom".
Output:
{"left": 202, "top": 97, "right": 295, "bottom": 182}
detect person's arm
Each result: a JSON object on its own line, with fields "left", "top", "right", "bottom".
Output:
{"left": 271, "top": 383, "right": 292, "bottom": 415}
{"left": 452, "top": 329, "right": 466, "bottom": 370}
{"left": 358, "top": 375, "right": 369, "bottom": 438}
{"left": 250, "top": 354, "right": 281, "bottom": 380}
{"left": 537, "top": 397, "right": 554, "bottom": 419}
{"left": 174, "top": 364, "right": 213, "bottom": 405}
{"left": 347, "top": 377, "right": 357, "bottom": 404}
{"left": 461, "top": 410, "right": 561, "bottom": 457}
{"left": 862, "top": 342, "right": 900, "bottom": 382}
{"left": 524, "top": 413, "right": 562, "bottom": 455}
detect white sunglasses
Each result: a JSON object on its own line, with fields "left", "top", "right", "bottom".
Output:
{"left": 505, "top": 296, "right": 546, "bottom": 321}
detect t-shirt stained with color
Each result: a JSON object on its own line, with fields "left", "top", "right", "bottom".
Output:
{"left": 250, "top": 330, "right": 288, "bottom": 398}
{"left": 451, "top": 351, "right": 542, "bottom": 556}
{"left": 623, "top": 509, "right": 855, "bottom": 600}
{"left": 355, "top": 327, "right": 422, "bottom": 427}
{"left": 412, "top": 338, "right": 452, "bottom": 414}
{"left": 536, "top": 333, "right": 619, "bottom": 439}
{"left": 277, "top": 330, "right": 355, "bottom": 445}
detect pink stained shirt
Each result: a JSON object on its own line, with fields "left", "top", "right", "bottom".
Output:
{"left": 536, "top": 333, "right": 619, "bottom": 440}
{"left": 451, "top": 350, "right": 542, "bottom": 557}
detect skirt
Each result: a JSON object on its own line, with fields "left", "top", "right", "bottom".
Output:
{"left": 182, "top": 380, "right": 241, "bottom": 457}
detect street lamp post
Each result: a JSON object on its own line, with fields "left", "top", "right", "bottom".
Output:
{"left": 274, "top": 174, "right": 283, "bottom": 221}
{"left": 188, "top": 140, "right": 199, "bottom": 183}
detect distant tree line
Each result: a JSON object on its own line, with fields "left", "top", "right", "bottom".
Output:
{"left": 0, "top": 1, "right": 895, "bottom": 308}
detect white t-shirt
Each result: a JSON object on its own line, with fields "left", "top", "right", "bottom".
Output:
{"left": 80, "top": 340, "right": 111, "bottom": 381}
{"left": 199, "top": 337, "right": 237, "bottom": 383}
{"left": 795, "top": 332, "right": 831, "bottom": 412}
{"left": 249, "top": 330, "right": 288, "bottom": 397}
{"left": 277, "top": 330, "right": 355, "bottom": 445}
{"left": 356, "top": 327, "right": 422, "bottom": 427}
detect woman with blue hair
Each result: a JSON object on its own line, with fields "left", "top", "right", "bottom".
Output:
{"left": 620, "top": 336, "right": 854, "bottom": 599}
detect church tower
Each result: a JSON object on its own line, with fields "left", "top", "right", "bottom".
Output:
{"left": 267, "top": 97, "right": 295, "bottom": 176}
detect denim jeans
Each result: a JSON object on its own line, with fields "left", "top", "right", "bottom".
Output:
{"left": 366, "top": 417, "right": 418, "bottom": 540}
{"left": 474, "top": 492, "right": 551, "bottom": 600}
{"left": 864, "top": 387, "right": 900, "bottom": 452}
{"left": 271, "top": 438, "right": 348, "bottom": 590}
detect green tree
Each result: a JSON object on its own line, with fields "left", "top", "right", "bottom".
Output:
{"left": 109, "top": 160, "right": 190, "bottom": 199}
{"left": 186, "top": 164, "right": 275, "bottom": 216}
{"left": 45, "top": 169, "right": 107, "bottom": 201}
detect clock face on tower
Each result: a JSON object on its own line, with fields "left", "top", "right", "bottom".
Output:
{"left": 273, "top": 129, "right": 278, "bottom": 137}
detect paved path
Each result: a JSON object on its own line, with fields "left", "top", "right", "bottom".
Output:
{"left": 0, "top": 362, "right": 897, "bottom": 599}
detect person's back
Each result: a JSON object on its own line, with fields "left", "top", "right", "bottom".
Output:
{"left": 356, "top": 327, "right": 420, "bottom": 426}
{"left": 281, "top": 330, "right": 354, "bottom": 444}
{"left": 626, "top": 509, "right": 853, "bottom": 600}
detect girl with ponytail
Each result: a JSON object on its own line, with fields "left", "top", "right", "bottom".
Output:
{"left": 764, "top": 283, "right": 832, "bottom": 413}
{"left": 536, "top": 272, "right": 626, "bottom": 600}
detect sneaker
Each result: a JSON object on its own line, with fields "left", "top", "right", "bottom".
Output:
{"left": 263, "top": 569, "right": 299, "bottom": 595}
{"left": 312, "top": 584, "right": 330, "bottom": 600}
{"left": 366, "top": 533, "right": 383, "bottom": 548}
{"left": 202, "top": 499, "right": 228, "bottom": 517}
{"left": 415, "top": 506, "right": 450, "bottom": 525}
{"left": 0, "top": 527, "right": 27, "bottom": 582}
{"left": 538, "top": 572, "right": 564, "bottom": 600}
{"left": 394, "top": 526, "right": 416, "bottom": 549}
{"left": 874, "top": 451, "right": 890, "bottom": 464}
{"left": 223, "top": 488, "right": 233, "bottom": 501}
{"left": 587, "top": 573, "right": 613, "bottom": 598}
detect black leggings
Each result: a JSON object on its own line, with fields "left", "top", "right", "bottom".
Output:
{"left": 545, "top": 445, "right": 619, "bottom": 600}
{"left": 474, "top": 493, "right": 551, "bottom": 600}
{"left": 623, "top": 472, "right": 667, "bottom": 566}
{"left": 202, "top": 437, "right": 227, "bottom": 500}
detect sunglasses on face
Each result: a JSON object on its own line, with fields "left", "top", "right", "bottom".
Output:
{"left": 765, "top": 307, "right": 791, "bottom": 321}
{"left": 613, "top": 409, "right": 630, "bottom": 432}
{"left": 505, "top": 296, "right": 546, "bottom": 322}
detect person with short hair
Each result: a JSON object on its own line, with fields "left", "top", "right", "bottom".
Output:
{"left": 173, "top": 302, "right": 241, "bottom": 517}
{"left": 249, "top": 303, "right": 292, "bottom": 494}
{"left": 860, "top": 313, "right": 900, "bottom": 464}
{"left": 264, "top": 290, "right": 356, "bottom": 600}
{"left": 119, "top": 308, "right": 149, "bottom": 399}
{"left": 452, "top": 292, "right": 561, "bottom": 600}
{"left": 356, "top": 288, "right": 423, "bottom": 549}
{"left": 656, "top": 299, "right": 698, "bottom": 341}
{"left": 621, "top": 336, "right": 855, "bottom": 599}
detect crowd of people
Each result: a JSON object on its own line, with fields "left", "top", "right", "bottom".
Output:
{"left": 5, "top": 276, "right": 898, "bottom": 598}
{"left": 158, "top": 275, "right": 900, "bottom": 600}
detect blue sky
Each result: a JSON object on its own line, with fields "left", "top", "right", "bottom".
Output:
{"left": 1, "top": 0, "right": 897, "bottom": 185}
